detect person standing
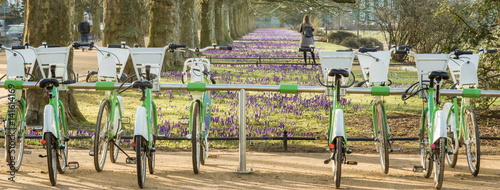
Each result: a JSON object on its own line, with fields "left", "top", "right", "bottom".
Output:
{"left": 299, "top": 15, "right": 316, "bottom": 64}
{"left": 78, "top": 15, "right": 91, "bottom": 43}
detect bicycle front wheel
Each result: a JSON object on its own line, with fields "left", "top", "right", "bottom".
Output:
{"left": 94, "top": 101, "right": 110, "bottom": 172}
{"left": 332, "top": 137, "right": 343, "bottom": 189}
{"left": 136, "top": 135, "right": 147, "bottom": 188}
{"left": 45, "top": 133, "right": 58, "bottom": 186}
{"left": 375, "top": 102, "right": 389, "bottom": 174}
{"left": 5, "top": 101, "right": 25, "bottom": 171}
{"left": 110, "top": 105, "right": 122, "bottom": 164}
{"left": 148, "top": 136, "right": 155, "bottom": 174}
{"left": 191, "top": 101, "right": 201, "bottom": 174}
{"left": 464, "top": 107, "right": 480, "bottom": 176}
{"left": 446, "top": 108, "right": 458, "bottom": 168}
{"left": 433, "top": 137, "right": 446, "bottom": 189}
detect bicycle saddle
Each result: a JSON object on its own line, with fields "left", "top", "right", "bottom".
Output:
{"left": 132, "top": 80, "right": 153, "bottom": 89}
{"left": 428, "top": 71, "right": 450, "bottom": 80}
{"left": 328, "top": 69, "right": 349, "bottom": 78}
{"left": 40, "top": 78, "right": 60, "bottom": 88}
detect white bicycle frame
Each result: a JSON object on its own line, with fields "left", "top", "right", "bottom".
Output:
{"left": 410, "top": 51, "right": 450, "bottom": 144}
{"left": 34, "top": 44, "right": 72, "bottom": 135}
{"left": 318, "top": 49, "right": 356, "bottom": 139}
{"left": 129, "top": 46, "right": 167, "bottom": 140}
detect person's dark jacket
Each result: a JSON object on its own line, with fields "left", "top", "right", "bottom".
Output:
{"left": 78, "top": 21, "right": 91, "bottom": 34}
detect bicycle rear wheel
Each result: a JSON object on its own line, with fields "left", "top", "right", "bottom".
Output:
{"left": 148, "top": 136, "right": 155, "bottom": 174}
{"left": 110, "top": 106, "right": 122, "bottom": 164}
{"left": 5, "top": 101, "right": 25, "bottom": 171}
{"left": 136, "top": 135, "right": 147, "bottom": 188}
{"left": 333, "top": 137, "right": 343, "bottom": 189}
{"left": 446, "top": 108, "right": 458, "bottom": 168}
{"left": 94, "top": 101, "right": 110, "bottom": 172}
{"left": 191, "top": 101, "right": 201, "bottom": 174}
{"left": 434, "top": 137, "right": 446, "bottom": 189}
{"left": 420, "top": 110, "right": 432, "bottom": 178}
{"left": 375, "top": 102, "right": 389, "bottom": 174}
{"left": 464, "top": 107, "right": 480, "bottom": 176}
{"left": 45, "top": 133, "right": 57, "bottom": 186}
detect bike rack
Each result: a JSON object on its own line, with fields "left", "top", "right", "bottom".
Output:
{"left": 2, "top": 81, "right": 500, "bottom": 173}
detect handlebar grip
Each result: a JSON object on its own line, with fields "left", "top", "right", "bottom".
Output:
{"left": 336, "top": 48, "right": 353, "bottom": 52}
{"left": 358, "top": 47, "right": 378, "bottom": 53}
{"left": 397, "top": 45, "right": 410, "bottom": 50}
{"left": 395, "top": 50, "right": 408, "bottom": 54}
{"left": 218, "top": 46, "right": 232, "bottom": 50}
{"left": 454, "top": 50, "right": 473, "bottom": 56}
{"left": 168, "top": 43, "right": 186, "bottom": 49}
{"left": 486, "top": 49, "right": 498, "bottom": 53}
{"left": 299, "top": 48, "right": 312, "bottom": 52}
{"left": 107, "top": 44, "right": 122, "bottom": 48}
{"left": 12, "top": 45, "right": 27, "bottom": 50}
{"left": 46, "top": 45, "right": 61, "bottom": 48}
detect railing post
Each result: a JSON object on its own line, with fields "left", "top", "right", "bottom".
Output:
{"left": 283, "top": 129, "right": 288, "bottom": 151}
{"left": 235, "top": 88, "right": 253, "bottom": 173}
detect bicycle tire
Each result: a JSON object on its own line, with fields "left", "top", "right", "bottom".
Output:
{"left": 434, "top": 137, "right": 446, "bottom": 189}
{"left": 45, "top": 133, "right": 57, "bottom": 186}
{"left": 5, "top": 101, "right": 25, "bottom": 171}
{"left": 201, "top": 139, "right": 207, "bottom": 165}
{"left": 464, "top": 107, "right": 480, "bottom": 176}
{"left": 56, "top": 108, "right": 68, "bottom": 174}
{"left": 333, "top": 137, "right": 343, "bottom": 189}
{"left": 375, "top": 102, "right": 389, "bottom": 174}
{"left": 445, "top": 108, "right": 458, "bottom": 168}
{"left": 191, "top": 101, "right": 201, "bottom": 174}
{"left": 110, "top": 104, "right": 122, "bottom": 164}
{"left": 148, "top": 136, "right": 155, "bottom": 174}
{"left": 136, "top": 135, "right": 147, "bottom": 188}
{"left": 420, "top": 110, "right": 432, "bottom": 178}
{"left": 86, "top": 71, "right": 98, "bottom": 83}
{"left": 94, "top": 100, "right": 110, "bottom": 172}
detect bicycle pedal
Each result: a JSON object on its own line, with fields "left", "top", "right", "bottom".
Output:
{"left": 346, "top": 149, "right": 353, "bottom": 154}
{"left": 150, "top": 147, "right": 155, "bottom": 152}
{"left": 89, "top": 149, "right": 94, "bottom": 156}
{"left": 186, "top": 134, "right": 192, "bottom": 139}
{"left": 324, "top": 159, "right": 331, "bottom": 164}
{"left": 33, "top": 126, "right": 43, "bottom": 132}
{"left": 59, "top": 144, "right": 66, "bottom": 149}
{"left": 447, "top": 150, "right": 453, "bottom": 155}
{"left": 68, "top": 162, "right": 79, "bottom": 169}
{"left": 179, "top": 118, "right": 189, "bottom": 125}
{"left": 391, "top": 148, "right": 402, "bottom": 153}
{"left": 120, "top": 117, "right": 131, "bottom": 125}
{"left": 23, "top": 150, "right": 32, "bottom": 154}
{"left": 345, "top": 161, "right": 357, "bottom": 165}
{"left": 0, "top": 127, "right": 3, "bottom": 132}
{"left": 126, "top": 157, "right": 137, "bottom": 164}
{"left": 39, "top": 154, "right": 47, "bottom": 158}
{"left": 208, "top": 155, "right": 218, "bottom": 159}
{"left": 413, "top": 166, "right": 423, "bottom": 172}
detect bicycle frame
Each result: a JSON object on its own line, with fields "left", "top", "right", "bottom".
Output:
{"left": 99, "top": 90, "right": 124, "bottom": 139}
{"left": 328, "top": 83, "right": 346, "bottom": 149}
{"left": 133, "top": 87, "right": 158, "bottom": 149}
{"left": 42, "top": 87, "right": 67, "bottom": 144}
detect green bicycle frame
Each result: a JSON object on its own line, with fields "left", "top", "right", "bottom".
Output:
{"left": 371, "top": 86, "right": 390, "bottom": 140}
{"left": 41, "top": 86, "right": 67, "bottom": 147}
{"left": 98, "top": 90, "right": 124, "bottom": 139}
{"left": 4, "top": 83, "right": 27, "bottom": 137}
{"left": 420, "top": 87, "right": 439, "bottom": 151}
{"left": 446, "top": 96, "right": 476, "bottom": 145}
{"left": 136, "top": 87, "right": 158, "bottom": 149}
{"left": 327, "top": 84, "right": 347, "bottom": 151}
{"left": 188, "top": 77, "right": 211, "bottom": 138}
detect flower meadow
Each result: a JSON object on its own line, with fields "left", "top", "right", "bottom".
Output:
{"left": 26, "top": 29, "right": 423, "bottom": 149}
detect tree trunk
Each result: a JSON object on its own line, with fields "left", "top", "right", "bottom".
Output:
{"left": 214, "top": 0, "right": 225, "bottom": 45}
{"left": 103, "top": 0, "right": 145, "bottom": 75}
{"left": 228, "top": 1, "right": 237, "bottom": 40}
{"left": 200, "top": 0, "right": 215, "bottom": 47}
{"left": 89, "top": 0, "right": 102, "bottom": 40}
{"left": 179, "top": 0, "right": 195, "bottom": 48}
{"left": 24, "top": 0, "right": 86, "bottom": 125}
{"left": 73, "top": 0, "right": 86, "bottom": 42}
{"left": 232, "top": 1, "right": 241, "bottom": 38}
{"left": 222, "top": 0, "right": 232, "bottom": 44}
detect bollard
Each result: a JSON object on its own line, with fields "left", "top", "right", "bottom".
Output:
{"left": 283, "top": 129, "right": 288, "bottom": 152}
{"left": 235, "top": 88, "right": 253, "bottom": 174}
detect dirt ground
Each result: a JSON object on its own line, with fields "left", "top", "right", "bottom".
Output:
{"left": 1, "top": 149, "right": 500, "bottom": 189}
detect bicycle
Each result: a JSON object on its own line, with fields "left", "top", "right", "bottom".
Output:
{"left": 1, "top": 43, "right": 37, "bottom": 172}
{"left": 355, "top": 46, "right": 408, "bottom": 174}
{"left": 124, "top": 44, "right": 168, "bottom": 188}
{"left": 304, "top": 46, "right": 357, "bottom": 189}
{"left": 402, "top": 50, "right": 450, "bottom": 189}
{"left": 87, "top": 42, "right": 132, "bottom": 172}
{"left": 167, "top": 43, "right": 232, "bottom": 174}
{"left": 35, "top": 42, "right": 92, "bottom": 186}
{"left": 443, "top": 48, "right": 497, "bottom": 177}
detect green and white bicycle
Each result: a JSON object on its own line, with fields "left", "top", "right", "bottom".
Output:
{"left": 167, "top": 43, "right": 232, "bottom": 174}
{"left": 36, "top": 42, "right": 92, "bottom": 186}
{"left": 443, "top": 48, "right": 497, "bottom": 177}
{"left": 89, "top": 42, "right": 132, "bottom": 172}
{"left": 307, "top": 46, "right": 357, "bottom": 189}
{"left": 402, "top": 50, "right": 450, "bottom": 189}
{"left": 355, "top": 46, "right": 408, "bottom": 174}
{"left": 1, "top": 43, "right": 37, "bottom": 171}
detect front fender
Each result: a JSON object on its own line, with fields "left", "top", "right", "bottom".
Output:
{"left": 134, "top": 106, "right": 149, "bottom": 141}
{"left": 332, "top": 109, "right": 345, "bottom": 138}
{"left": 433, "top": 110, "right": 447, "bottom": 144}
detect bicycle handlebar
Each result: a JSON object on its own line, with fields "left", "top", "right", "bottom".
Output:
{"left": 358, "top": 47, "right": 378, "bottom": 53}
{"left": 395, "top": 50, "right": 409, "bottom": 54}
{"left": 11, "top": 45, "right": 28, "bottom": 50}
{"left": 486, "top": 49, "right": 498, "bottom": 53}
{"left": 336, "top": 48, "right": 353, "bottom": 52}
{"left": 107, "top": 44, "right": 122, "bottom": 48}
{"left": 168, "top": 43, "right": 187, "bottom": 49}
{"left": 217, "top": 46, "right": 232, "bottom": 50}
{"left": 454, "top": 49, "right": 473, "bottom": 57}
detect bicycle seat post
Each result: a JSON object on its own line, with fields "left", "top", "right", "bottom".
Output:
{"left": 50, "top": 65, "right": 56, "bottom": 79}
{"left": 145, "top": 65, "right": 151, "bottom": 81}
